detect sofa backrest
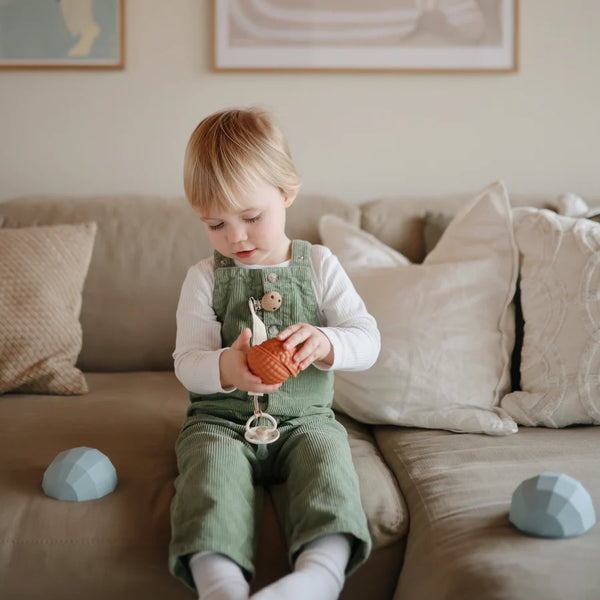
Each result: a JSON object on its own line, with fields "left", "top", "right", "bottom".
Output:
{"left": 360, "top": 192, "right": 600, "bottom": 263}
{"left": 0, "top": 194, "right": 360, "bottom": 372}
{"left": 3, "top": 188, "right": 597, "bottom": 372}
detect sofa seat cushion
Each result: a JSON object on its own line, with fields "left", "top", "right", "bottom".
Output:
{"left": 0, "top": 372, "right": 405, "bottom": 598}
{"left": 375, "top": 425, "right": 600, "bottom": 600}
{"left": 336, "top": 414, "right": 408, "bottom": 549}
{"left": 0, "top": 372, "right": 192, "bottom": 599}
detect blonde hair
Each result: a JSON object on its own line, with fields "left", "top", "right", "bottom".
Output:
{"left": 183, "top": 108, "right": 300, "bottom": 213}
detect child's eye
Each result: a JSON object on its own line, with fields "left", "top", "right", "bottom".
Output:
{"left": 245, "top": 215, "right": 261, "bottom": 224}
{"left": 209, "top": 223, "right": 224, "bottom": 231}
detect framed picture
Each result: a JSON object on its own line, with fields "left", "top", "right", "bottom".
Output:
{"left": 213, "top": 0, "right": 518, "bottom": 73}
{"left": 0, "top": 0, "right": 125, "bottom": 69}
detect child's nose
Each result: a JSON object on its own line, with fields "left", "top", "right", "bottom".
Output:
{"left": 228, "top": 223, "right": 248, "bottom": 244}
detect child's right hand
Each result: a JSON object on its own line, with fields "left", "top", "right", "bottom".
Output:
{"left": 219, "top": 328, "right": 283, "bottom": 394}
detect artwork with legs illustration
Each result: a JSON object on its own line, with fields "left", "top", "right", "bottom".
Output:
{"left": 213, "top": 0, "right": 518, "bottom": 72}
{"left": 0, "top": 0, "right": 124, "bottom": 69}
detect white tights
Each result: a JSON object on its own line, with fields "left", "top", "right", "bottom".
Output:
{"left": 189, "top": 533, "right": 351, "bottom": 600}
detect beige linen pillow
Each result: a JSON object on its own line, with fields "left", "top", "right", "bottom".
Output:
{"left": 501, "top": 208, "right": 600, "bottom": 427}
{"left": 0, "top": 222, "right": 97, "bottom": 395}
{"left": 331, "top": 181, "right": 519, "bottom": 435}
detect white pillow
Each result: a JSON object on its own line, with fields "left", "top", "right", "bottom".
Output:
{"left": 501, "top": 208, "right": 600, "bottom": 427}
{"left": 556, "top": 193, "right": 588, "bottom": 218}
{"left": 332, "top": 181, "right": 519, "bottom": 435}
{"left": 319, "top": 214, "right": 410, "bottom": 271}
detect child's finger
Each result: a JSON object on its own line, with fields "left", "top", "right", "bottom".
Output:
{"left": 246, "top": 381, "right": 282, "bottom": 393}
{"left": 277, "top": 323, "right": 302, "bottom": 341}
{"left": 282, "top": 328, "right": 312, "bottom": 350}
{"left": 294, "top": 344, "right": 319, "bottom": 367}
{"left": 231, "top": 328, "right": 252, "bottom": 351}
{"left": 293, "top": 332, "right": 330, "bottom": 367}
{"left": 242, "top": 371, "right": 281, "bottom": 392}
{"left": 263, "top": 383, "right": 282, "bottom": 393}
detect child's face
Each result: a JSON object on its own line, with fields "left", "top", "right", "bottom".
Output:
{"left": 200, "top": 180, "right": 295, "bottom": 266}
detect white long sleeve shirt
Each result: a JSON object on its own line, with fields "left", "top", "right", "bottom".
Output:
{"left": 173, "top": 244, "right": 380, "bottom": 395}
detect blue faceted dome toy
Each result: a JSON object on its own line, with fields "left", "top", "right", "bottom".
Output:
{"left": 42, "top": 447, "right": 118, "bottom": 502}
{"left": 509, "top": 472, "right": 596, "bottom": 538}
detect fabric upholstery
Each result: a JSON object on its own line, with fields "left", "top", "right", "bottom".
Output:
{"left": 0, "top": 372, "right": 190, "bottom": 599}
{"left": 336, "top": 414, "right": 408, "bottom": 548}
{"left": 0, "top": 372, "right": 405, "bottom": 599}
{"left": 4, "top": 189, "right": 600, "bottom": 600}
{"left": 375, "top": 425, "right": 600, "bottom": 600}
{"left": 359, "top": 192, "right": 590, "bottom": 264}
{"left": 0, "top": 222, "right": 96, "bottom": 394}
{"left": 422, "top": 211, "right": 452, "bottom": 254}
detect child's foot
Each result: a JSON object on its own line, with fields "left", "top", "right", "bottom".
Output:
{"left": 250, "top": 569, "right": 340, "bottom": 600}
{"left": 250, "top": 534, "right": 351, "bottom": 600}
{"left": 190, "top": 552, "right": 249, "bottom": 600}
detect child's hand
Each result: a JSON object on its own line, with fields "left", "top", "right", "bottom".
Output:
{"left": 219, "top": 328, "right": 282, "bottom": 393}
{"left": 278, "top": 323, "right": 333, "bottom": 370}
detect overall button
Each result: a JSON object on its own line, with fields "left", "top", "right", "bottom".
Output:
{"left": 268, "top": 325, "right": 279, "bottom": 336}
{"left": 261, "top": 291, "right": 282, "bottom": 312}
{"left": 267, "top": 272, "right": 278, "bottom": 283}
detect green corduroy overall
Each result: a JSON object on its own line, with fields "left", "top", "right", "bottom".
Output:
{"left": 169, "top": 240, "right": 371, "bottom": 589}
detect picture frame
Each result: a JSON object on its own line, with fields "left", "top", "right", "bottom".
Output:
{"left": 0, "top": 0, "right": 125, "bottom": 70}
{"left": 213, "top": 0, "right": 518, "bottom": 73}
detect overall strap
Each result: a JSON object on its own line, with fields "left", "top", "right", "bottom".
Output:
{"left": 214, "top": 250, "right": 234, "bottom": 270}
{"left": 291, "top": 240, "right": 311, "bottom": 267}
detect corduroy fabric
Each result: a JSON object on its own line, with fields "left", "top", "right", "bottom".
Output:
{"left": 169, "top": 241, "right": 371, "bottom": 590}
{"left": 188, "top": 240, "right": 333, "bottom": 417}
{"left": 169, "top": 413, "right": 370, "bottom": 588}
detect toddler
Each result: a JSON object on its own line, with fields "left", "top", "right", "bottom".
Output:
{"left": 169, "top": 108, "right": 380, "bottom": 600}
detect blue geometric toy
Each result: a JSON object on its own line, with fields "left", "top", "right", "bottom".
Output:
{"left": 42, "top": 447, "right": 118, "bottom": 502}
{"left": 509, "top": 472, "right": 596, "bottom": 538}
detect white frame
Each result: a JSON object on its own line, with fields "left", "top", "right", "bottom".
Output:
{"left": 213, "top": 0, "right": 518, "bottom": 73}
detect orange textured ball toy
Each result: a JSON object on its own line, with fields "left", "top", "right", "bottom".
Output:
{"left": 247, "top": 338, "right": 301, "bottom": 384}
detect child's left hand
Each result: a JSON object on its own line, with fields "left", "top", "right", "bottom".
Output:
{"left": 277, "top": 323, "right": 333, "bottom": 370}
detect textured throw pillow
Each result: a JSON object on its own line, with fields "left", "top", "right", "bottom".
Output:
{"left": 332, "top": 181, "right": 519, "bottom": 435}
{"left": 319, "top": 214, "right": 410, "bottom": 271}
{"left": 501, "top": 209, "right": 600, "bottom": 427}
{"left": 0, "top": 222, "right": 97, "bottom": 395}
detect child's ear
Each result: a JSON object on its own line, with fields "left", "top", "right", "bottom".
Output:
{"left": 283, "top": 190, "right": 297, "bottom": 208}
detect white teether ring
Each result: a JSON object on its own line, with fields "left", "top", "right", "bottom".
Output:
{"left": 244, "top": 411, "right": 280, "bottom": 444}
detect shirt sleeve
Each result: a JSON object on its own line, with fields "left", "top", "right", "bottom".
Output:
{"left": 311, "top": 245, "right": 381, "bottom": 372}
{"left": 172, "top": 258, "right": 234, "bottom": 395}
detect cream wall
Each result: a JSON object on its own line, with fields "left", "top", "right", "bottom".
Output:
{"left": 1, "top": 0, "right": 599, "bottom": 204}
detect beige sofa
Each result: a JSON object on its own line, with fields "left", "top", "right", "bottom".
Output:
{"left": 1, "top": 190, "right": 599, "bottom": 600}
